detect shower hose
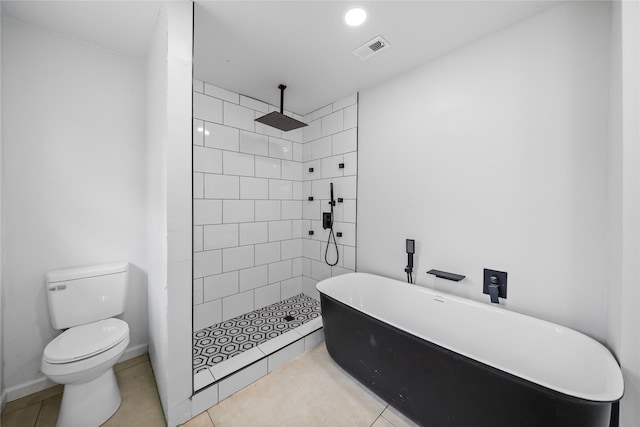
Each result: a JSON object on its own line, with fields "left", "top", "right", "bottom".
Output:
{"left": 324, "top": 200, "right": 339, "bottom": 267}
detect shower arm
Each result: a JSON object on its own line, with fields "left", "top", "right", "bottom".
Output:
{"left": 279, "top": 84, "right": 285, "bottom": 114}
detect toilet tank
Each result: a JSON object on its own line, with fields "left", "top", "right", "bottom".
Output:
{"left": 46, "top": 262, "right": 129, "bottom": 330}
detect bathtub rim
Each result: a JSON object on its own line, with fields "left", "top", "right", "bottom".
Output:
{"left": 316, "top": 272, "right": 624, "bottom": 403}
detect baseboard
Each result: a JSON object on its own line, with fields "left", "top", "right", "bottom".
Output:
{"left": 4, "top": 342, "right": 149, "bottom": 403}
{"left": 1, "top": 389, "right": 7, "bottom": 412}
{"left": 120, "top": 342, "right": 148, "bottom": 362}
{"left": 4, "top": 376, "right": 57, "bottom": 402}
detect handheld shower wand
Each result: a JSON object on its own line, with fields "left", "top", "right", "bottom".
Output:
{"left": 324, "top": 183, "right": 339, "bottom": 266}
{"left": 405, "top": 239, "right": 415, "bottom": 284}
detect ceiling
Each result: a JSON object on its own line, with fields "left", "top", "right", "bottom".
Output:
{"left": 2, "top": 1, "right": 561, "bottom": 115}
{"left": 1, "top": 1, "right": 161, "bottom": 58}
{"left": 194, "top": 1, "right": 561, "bottom": 115}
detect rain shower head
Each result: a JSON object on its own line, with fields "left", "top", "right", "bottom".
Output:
{"left": 256, "top": 111, "right": 307, "bottom": 132}
{"left": 255, "top": 84, "right": 307, "bottom": 132}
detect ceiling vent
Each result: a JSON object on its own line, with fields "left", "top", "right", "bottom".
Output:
{"left": 352, "top": 35, "right": 390, "bottom": 61}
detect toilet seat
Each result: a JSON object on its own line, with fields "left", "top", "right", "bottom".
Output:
{"left": 43, "top": 318, "right": 128, "bottom": 364}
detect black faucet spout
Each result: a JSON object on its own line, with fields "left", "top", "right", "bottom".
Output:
{"left": 488, "top": 276, "right": 500, "bottom": 304}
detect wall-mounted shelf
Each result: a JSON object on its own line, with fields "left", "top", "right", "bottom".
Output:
{"left": 427, "top": 269, "right": 465, "bottom": 282}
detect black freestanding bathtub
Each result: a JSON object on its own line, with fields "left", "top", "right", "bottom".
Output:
{"left": 317, "top": 273, "right": 623, "bottom": 427}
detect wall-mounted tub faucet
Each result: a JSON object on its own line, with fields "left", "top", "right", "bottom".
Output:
{"left": 488, "top": 276, "right": 500, "bottom": 303}
{"left": 483, "top": 268, "right": 507, "bottom": 304}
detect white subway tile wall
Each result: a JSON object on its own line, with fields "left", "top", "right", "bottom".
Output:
{"left": 205, "top": 83, "right": 239, "bottom": 104}
{"left": 194, "top": 173, "right": 204, "bottom": 199}
{"left": 194, "top": 224, "right": 205, "bottom": 248}
{"left": 204, "top": 224, "right": 238, "bottom": 250}
{"left": 193, "top": 81, "right": 357, "bottom": 330}
{"left": 224, "top": 102, "right": 255, "bottom": 131}
{"left": 240, "top": 131, "right": 269, "bottom": 156}
{"left": 255, "top": 241, "right": 280, "bottom": 266}
{"left": 292, "top": 181, "right": 303, "bottom": 200}
{"left": 239, "top": 265, "right": 268, "bottom": 292}
{"left": 239, "top": 222, "right": 269, "bottom": 245}
{"left": 205, "top": 174, "right": 239, "bottom": 199}
{"left": 194, "top": 278, "right": 204, "bottom": 305}
{"left": 205, "top": 122, "right": 239, "bottom": 151}
{"left": 204, "top": 271, "right": 239, "bottom": 301}
{"left": 194, "top": 92, "right": 223, "bottom": 123}
{"left": 255, "top": 156, "right": 281, "bottom": 179}
{"left": 193, "top": 146, "right": 222, "bottom": 174}
{"left": 281, "top": 276, "right": 303, "bottom": 299}
{"left": 255, "top": 282, "right": 281, "bottom": 309}
{"left": 240, "top": 177, "right": 269, "bottom": 200}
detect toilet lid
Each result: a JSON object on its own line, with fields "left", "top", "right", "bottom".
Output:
{"left": 44, "top": 318, "right": 129, "bottom": 364}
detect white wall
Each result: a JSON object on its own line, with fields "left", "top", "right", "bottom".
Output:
{"left": 146, "top": 2, "right": 193, "bottom": 425}
{"left": 608, "top": 1, "right": 640, "bottom": 426}
{"left": 607, "top": 0, "right": 623, "bottom": 388}
{"left": 1, "top": 17, "right": 148, "bottom": 394}
{"left": 146, "top": 1, "right": 169, "bottom": 417}
{"left": 165, "top": 2, "right": 193, "bottom": 423}
{"left": 358, "top": 2, "right": 611, "bottom": 341}
{"left": 0, "top": 3, "right": 4, "bottom": 411}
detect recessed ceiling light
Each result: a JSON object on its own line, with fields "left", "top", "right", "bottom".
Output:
{"left": 344, "top": 7, "right": 367, "bottom": 27}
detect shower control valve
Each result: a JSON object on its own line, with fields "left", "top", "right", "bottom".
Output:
{"left": 323, "top": 212, "right": 332, "bottom": 229}
{"left": 483, "top": 268, "right": 507, "bottom": 304}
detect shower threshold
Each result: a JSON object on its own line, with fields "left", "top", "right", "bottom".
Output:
{"left": 193, "top": 293, "right": 323, "bottom": 392}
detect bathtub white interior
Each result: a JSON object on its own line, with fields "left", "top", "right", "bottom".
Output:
{"left": 316, "top": 273, "right": 623, "bottom": 402}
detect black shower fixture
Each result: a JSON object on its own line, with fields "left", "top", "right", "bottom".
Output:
{"left": 255, "top": 85, "right": 308, "bottom": 132}
{"left": 405, "top": 239, "right": 415, "bottom": 284}
{"left": 324, "top": 183, "right": 339, "bottom": 267}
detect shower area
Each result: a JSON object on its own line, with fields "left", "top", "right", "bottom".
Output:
{"left": 191, "top": 3, "right": 358, "bottom": 396}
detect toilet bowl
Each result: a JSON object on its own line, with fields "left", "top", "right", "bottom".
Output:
{"left": 41, "top": 318, "right": 130, "bottom": 427}
{"left": 41, "top": 262, "right": 130, "bottom": 427}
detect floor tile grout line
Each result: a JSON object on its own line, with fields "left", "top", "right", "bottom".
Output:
{"left": 4, "top": 359, "right": 163, "bottom": 427}
{"left": 370, "top": 404, "right": 390, "bottom": 427}
{"left": 206, "top": 409, "right": 216, "bottom": 427}
{"left": 32, "top": 400, "right": 45, "bottom": 427}
{"left": 3, "top": 357, "right": 146, "bottom": 418}
{"left": 118, "top": 358, "right": 148, "bottom": 373}
{"left": 2, "top": 385, "right": 67, "bottom": 417}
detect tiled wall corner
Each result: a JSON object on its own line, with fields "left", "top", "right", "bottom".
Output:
{"left": 193, "top": 80, "right": 308, "bottom": 331}
{"left": 193, "top": 80, "right": 357, "bottom": 331}
{"left": 301, "top": 95, "right": 358, "bottom": 299}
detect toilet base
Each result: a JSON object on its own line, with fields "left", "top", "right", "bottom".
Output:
{"left": 56, "top": 368, "right": 121, "bottom": 427}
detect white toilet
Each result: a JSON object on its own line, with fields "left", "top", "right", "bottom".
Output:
{"left": 41, "top": 262, "right": 130, "bottom": 427}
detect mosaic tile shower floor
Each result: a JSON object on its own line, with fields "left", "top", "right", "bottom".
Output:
{"left": 193, "top": 293, "right": 321, "bottom": 374}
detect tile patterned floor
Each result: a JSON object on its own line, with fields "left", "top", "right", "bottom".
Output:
{"left": 0, "top": 354, "right": 165, "bottom": 427}
{"left": 182, "top": 343, "right": 420, "bottom": 427}
{"left": 193, "top": 293, "right": 321, "bottom": 374}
